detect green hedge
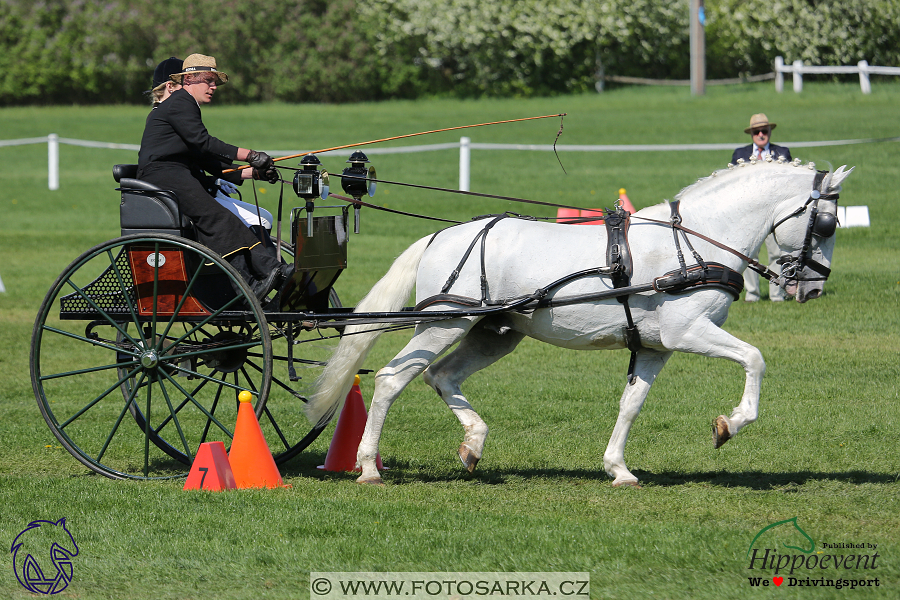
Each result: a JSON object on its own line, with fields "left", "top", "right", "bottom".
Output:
{"left": 0, "top": 0, "right": 382, "bottom": 105}
{"left": 1, "top": 0, "right": 898, "bottom": 105}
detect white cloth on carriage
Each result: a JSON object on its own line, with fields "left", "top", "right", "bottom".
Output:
{"left": 214, "top": 189, "right": 273, "bottom": 231}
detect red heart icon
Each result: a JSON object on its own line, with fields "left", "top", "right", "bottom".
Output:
{"left": 773, "top": 577, "right": 784, "bottom": 586}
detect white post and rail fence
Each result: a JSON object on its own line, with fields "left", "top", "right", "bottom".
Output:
{"left": 1, "top": 132, "right": 885, "bottom": 230}
{"left": 599, "top": 56, "right": 899, "bottom": 94}
{"left": 774, "top": 56, "right": 900, "bottom": 94}
{"left": 4, "top": 132, "right": 896, "bottom": 195}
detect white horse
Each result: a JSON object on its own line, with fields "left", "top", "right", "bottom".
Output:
{"left": 307, "top": 161, "right": 853, "bottom": 486}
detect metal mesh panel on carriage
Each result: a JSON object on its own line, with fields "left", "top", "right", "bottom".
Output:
{"left": 59, "top": 248, "right": 136, "bottom": 319}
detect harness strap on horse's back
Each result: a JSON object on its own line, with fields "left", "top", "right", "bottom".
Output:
{"left": 669, "top": 201, "right": 708, "bottom": 278}
{"left": 440, "top": 214, "right": 509, "bottom": 298}
{"left": 646, "top": 204, "right": 779, "bottom": 283}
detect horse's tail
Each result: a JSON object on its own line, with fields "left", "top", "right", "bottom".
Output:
{"left": 305, "top": 236, "right": 431, "bottom": 427}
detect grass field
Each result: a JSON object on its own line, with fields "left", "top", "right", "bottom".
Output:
{"left": 1, "top": 82, "right": 899, "bottom": 599}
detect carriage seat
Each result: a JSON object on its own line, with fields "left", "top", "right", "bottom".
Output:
{"left": 114, "top": 164, "right": 194, "bottom": 238}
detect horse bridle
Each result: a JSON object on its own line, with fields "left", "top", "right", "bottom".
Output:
{"left": 771, "top": 170, "right": 839, "bottom": 282}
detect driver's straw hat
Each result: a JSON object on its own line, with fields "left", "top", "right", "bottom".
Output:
{"left": 170, "top": 54, "right": 229, "bottom": 85}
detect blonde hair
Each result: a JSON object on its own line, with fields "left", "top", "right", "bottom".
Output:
{"left": 149, "top": 81, "right": 181, "bottom": 106}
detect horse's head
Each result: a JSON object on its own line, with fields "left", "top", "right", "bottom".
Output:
{"left": 771, "top": 165, "right": 854, "bottom": 303}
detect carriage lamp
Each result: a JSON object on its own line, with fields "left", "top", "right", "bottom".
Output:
{"left": 293, "top": 154, "right": 329, "bottom": 238}
{"left": 341, "top": 151, "right": 376, "bottom": 233}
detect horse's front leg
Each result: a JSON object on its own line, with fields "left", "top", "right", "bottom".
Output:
{"left": 662, "top": 319, "right": 765, "bottom": 448}
{"left": 603, "top": 349, "right": 672, "bottom": 487}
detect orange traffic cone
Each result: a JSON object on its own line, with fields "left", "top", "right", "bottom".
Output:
{"left": 618, "top": 188, "right": 637, "bottom": 213}
{"left": 183, "top": 441, "right": 236, "bottom": 491}
{"left": 318, "top": 375, "right": 383, "bottom": 472}
{"left": 229, "top": 391, "right": 287, "bottom": 489}
{"left": 580, "top": 209, "right": 605, "bottom": 225}
{"left": 556, "top": 208, "right": 580, "bottom": 223}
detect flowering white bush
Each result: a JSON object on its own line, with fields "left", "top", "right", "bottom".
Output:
{"left": 1, "top": 0, "right": 897, "bottom": 103}
{"left": 363, "top": 0, "right": 900, "bottom": 96}
{"left": 708, "top": 0, "right": 900, "bottom": 75}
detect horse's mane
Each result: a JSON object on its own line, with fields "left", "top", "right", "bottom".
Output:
{"left": 673, "top": 158, "right": 833, "bottom": 203}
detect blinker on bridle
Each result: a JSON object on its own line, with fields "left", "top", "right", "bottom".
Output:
{"left": 772, "top": 171, "right": 839, "bottom": 282}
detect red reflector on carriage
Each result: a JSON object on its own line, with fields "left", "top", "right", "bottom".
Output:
{"left": 128, "top": 246, "right": 210, "bottom": 316}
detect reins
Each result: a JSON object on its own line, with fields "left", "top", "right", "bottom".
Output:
{"left": 628, "top": 213, "right": 781, "bottom": 282}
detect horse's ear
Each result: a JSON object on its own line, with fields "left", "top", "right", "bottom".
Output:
{"left": 828, "top": 165, "right": 855, "bottom": 191}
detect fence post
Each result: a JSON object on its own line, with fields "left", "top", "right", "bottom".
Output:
{"left": 792, "top": 60, "right": 803, "bottom": 93}
{"left": 48, "top": 133, "right": 59, "bottom": 190}
{"left": 858, "top": 60, "right": 871, "bottom": 94}
{"left": 774, "top": 56, "right": 784, "bottom": 92}
{"left": 459, "top": 136, "right": 470, "bottom": 192}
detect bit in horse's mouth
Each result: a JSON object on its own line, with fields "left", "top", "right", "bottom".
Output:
{"left": 785, "top": 281, "right": 799, "bottom": 298}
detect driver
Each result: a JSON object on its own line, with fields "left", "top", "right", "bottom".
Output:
{"left": 137, "top": 53, "right": 292, "bottom": 301}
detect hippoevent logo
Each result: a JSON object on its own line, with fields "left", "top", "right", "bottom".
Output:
{"left": 10, "top": 518, "right": 79, "bottom": 595}
{"left": 746, "top": 517, "right": 880, "bottom": 590}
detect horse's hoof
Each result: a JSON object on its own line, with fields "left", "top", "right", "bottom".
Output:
{"left": 356, "top": 476, "right": 385, "bottom": 486}
{"left": 458, "top": 444, "right": 480, "bottom": 473}
{"left": 713, "top": 415, "right": 732, "bottom": 449}
{"left": 611, "top": 479, "right": 642, "bottom": 489}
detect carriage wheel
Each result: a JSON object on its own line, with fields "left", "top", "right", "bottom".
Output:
{"left": 122, "top": 239, "right": 341, "bottom": 467}
{"left": 30, "top": 234, "right": 272, "bottom": 480}
{"left": 263, "top": 242, "right": 341, "bottom": 465}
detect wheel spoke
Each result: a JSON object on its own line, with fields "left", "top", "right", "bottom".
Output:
{"left": 261, "top": 404, "right": 292, "bottom": 450}
{"left": 246, "top": 356, "right": 307, "bottom": 401}
{"left": 200, "top": 381, "right": 227, "bottom": 444}
{"left": 150, "top": 242, "right": 160, "bottom": 351}
{"left": 59, "top": 364, "right": 144, "bottom": 429}
{"left": 163, "top": 339, "right": 262, "bottom": 364}
{"left": 40, "top": 325, "right": 140, "bottom": 359}
{"left": 143, "top": 378, "right": 152, "bottom": 477}
{"left": 151, "top": 375, "right": 213, "bottom": 436}
{"left": 158, "top": 368, "right": 235, "bottom": 438}
{"left": 107, "top": 247, "right": 148, "bottom": 348}
{"left": 96, "top": 371, "right": 146, "bottom": 462}
{"left": 160, "top": 359, "right": 257, "bottom": 393}
{"left": 156, "top": 377, "right": 193, "bottom": 461}
{"left": 159, "top": 295, "right": 249, "bottom": 356}
{"left": 248, "top": 350, "right": 326, "bottom": 366}
{"left": 40, "top": 358, "right": 138, "bottom": 383}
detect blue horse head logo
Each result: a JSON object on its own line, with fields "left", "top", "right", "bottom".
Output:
{"left": 10, "top": 518, "right": 79, "bottom": 595}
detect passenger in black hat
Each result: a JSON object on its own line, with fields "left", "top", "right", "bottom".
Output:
{"left": 147, "top": 57, "right": 184, "bottom": 106}
{"left": 137, "top": 54, "right": 292, "bottom": 302}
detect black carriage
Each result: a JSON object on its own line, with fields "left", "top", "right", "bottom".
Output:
{"left": 30, "top": 157, "right": 370, "bottom": 480}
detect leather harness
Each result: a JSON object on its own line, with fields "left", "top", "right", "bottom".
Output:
{"left": 413, "top": 206, "right": 746, "bottom": 384}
